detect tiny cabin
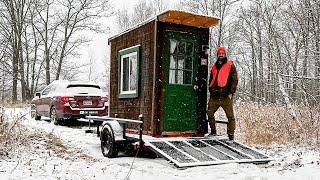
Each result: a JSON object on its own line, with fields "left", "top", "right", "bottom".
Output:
{"left": 108, "top": 10, "right": 219, "bottom": 137}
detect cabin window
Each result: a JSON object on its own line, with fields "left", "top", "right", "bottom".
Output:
{"left": 118, "top": 45, "right": 140, "bottom": 98}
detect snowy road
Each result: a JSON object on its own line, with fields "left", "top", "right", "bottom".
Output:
{"left": 1, "top": 107, "right": 320, "bottom": 180}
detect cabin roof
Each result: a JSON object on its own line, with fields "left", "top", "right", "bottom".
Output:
{"left": 108, "top": 10, "right": 220, "bottom": 43}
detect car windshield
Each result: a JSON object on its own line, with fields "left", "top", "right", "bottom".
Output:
{"left": 66, "top": 84, "right": 102, "bottom": 94}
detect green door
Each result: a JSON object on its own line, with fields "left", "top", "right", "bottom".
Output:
{"left": 163, "top": 31, "right": 199, "bottom": 132}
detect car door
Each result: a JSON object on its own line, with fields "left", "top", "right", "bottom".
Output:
{"left": 40, "top": 85, "right": 53, "bottom": 117}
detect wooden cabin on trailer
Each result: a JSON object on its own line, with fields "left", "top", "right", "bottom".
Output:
{"left": 108, "top": 10, "right": 219, "bottom": 137}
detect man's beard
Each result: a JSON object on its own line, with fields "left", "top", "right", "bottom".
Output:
{"left": 216, "top": 56, "right": 227, "bottom": 69}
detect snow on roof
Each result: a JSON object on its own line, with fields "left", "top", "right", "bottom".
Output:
{"left": 108, "top": 10, "right": 220, "bottom": 43}
{"left": 46, "top": 80, "right": 104, "bottom": 96}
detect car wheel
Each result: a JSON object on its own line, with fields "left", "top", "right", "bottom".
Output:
{"left": 35, "top": 114, "right": 41, "bottom": 121}
{"left": 100, "top": 125, "right": 119, "bottom": 158}
{"left": 50, "top": 107, "right": 61, "bottom": 125}
{"left": 31, "top": 104, "right": 41, "bottom": 120}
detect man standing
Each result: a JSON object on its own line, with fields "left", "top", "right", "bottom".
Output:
{"left": 208, "top": 46, "right": 238, "bottom": 140}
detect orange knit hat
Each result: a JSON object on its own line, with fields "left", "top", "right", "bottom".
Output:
{"left": 216, "top": 46, "right": 227, "bottom": 55}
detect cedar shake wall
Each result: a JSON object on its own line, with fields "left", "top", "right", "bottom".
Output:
{"left": 109, "top": 21, "right": 155, "bottom": 132}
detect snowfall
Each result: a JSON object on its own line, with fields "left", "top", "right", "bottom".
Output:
{"left": 0, "top": 107, "right": 319, "bottom": 180}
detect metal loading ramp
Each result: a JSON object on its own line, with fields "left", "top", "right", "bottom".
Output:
{"left": 144, "top": 137, "right": 272, "bottom": 167}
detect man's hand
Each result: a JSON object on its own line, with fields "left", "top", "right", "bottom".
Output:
{"left": 228, "top": 94, "right": 233, "bottom": 99}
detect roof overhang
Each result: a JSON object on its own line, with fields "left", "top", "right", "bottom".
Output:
{"left": 108, "top": 10, "right": 220, "bottom": 43}
{"left": 158, "top": 10, "right": 219, "bottom": 28}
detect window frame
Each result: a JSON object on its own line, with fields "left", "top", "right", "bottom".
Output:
{"left": 168, "top": 39, "right": 194, "bottom": 85}
{"left": 117, "top": 45, "right": 140, "bottom": 99}
{"left": 41, "top": 85, "right": 53, "bottom": 96}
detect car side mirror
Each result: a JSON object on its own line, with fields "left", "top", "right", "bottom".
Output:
{"left": 35, "top": 92, "right": 41, "bottom": 98}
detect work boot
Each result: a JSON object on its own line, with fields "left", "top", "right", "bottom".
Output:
{"left": 210, "top": 130, "right": 217, "bottom": 136}
{"left": 228, "top": 134, "right": 234, "bottom": 141}
{"left": 205, "top": 130, "right": 217, "bottom": 138}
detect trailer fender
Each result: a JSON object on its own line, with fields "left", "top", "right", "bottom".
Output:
{"left": 101, "top": 121, "right": 124, "bottom": 141}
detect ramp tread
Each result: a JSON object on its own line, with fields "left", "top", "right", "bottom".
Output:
{"left": 202, "top": 140, "right": 251, "bottom": 160}
{"left": 145, "top": 138, "right": 271, "bottom": 167}
{"left": 150, "top": 141, "right": 196, "bottom": 163}
{"left": 187, "top": 140, "right": 233, "bottom": 160}
{"left": 170, "top": 141, "right": 215, "bottom": 162}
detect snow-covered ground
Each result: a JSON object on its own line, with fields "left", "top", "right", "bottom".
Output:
{"left": 1, "top": 107, "right": 320, "bottom": 180}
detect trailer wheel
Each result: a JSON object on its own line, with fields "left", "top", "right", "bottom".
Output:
{"left": 100, "top": 125, "right": 119, "bottom": 158}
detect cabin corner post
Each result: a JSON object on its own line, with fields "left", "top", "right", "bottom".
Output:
{"left": 139, "top": 114, "right": 144, "bottom": 147}
{"left": 196, "top": 32, "right": 210, "bottom": 135}
{"left": 151, "top": 19, "right": 159, "bottom": 136}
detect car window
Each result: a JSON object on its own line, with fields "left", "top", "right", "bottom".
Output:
{"left": 41, "top": 85, "right": 52, "bottom": 96}
{"left": 49, "top": 84, "right": 57, "bottom": 93}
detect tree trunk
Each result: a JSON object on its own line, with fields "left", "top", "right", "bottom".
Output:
{"left": 24, "top": 28, "right": 31, "bottom": 100}
{"left": 217, "top": 0, "right": 223, "bottom": 46}
{"left": 55, "top": 41, "right": 67, "bottom": 80}
{"left": 1, "top": 71, "right": 5, "bottom": 102}
{"left": 56, "top": 22, "right": 72, "bottom": 80}
{"left": 257, "top": 21, "right": 263, "bottom": 100}
{"left": 12, "top": 54, "right": 18, "bottom": 103}
{"left": 44, "top": 2, "right": 50, "bottom": 85}
{"left": 274, "top": 36, "right": 304, "bottom": 130}
{"left": 19, "top": 35, "right": 26, "bottom": 102}
{"left": 292, "top": 41, "right": 299, "bottom": 102}
{"left": 267, "top": 44, "right": 272, "bottom": 102}
{"left": 251, "top": 44, "right": 257, "bottom": 101}
{"left": 30, "top": 19, "right": 38, "bottom": 96}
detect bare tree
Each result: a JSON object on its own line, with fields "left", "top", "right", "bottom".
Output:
{"left": 0, "top": 0, "right": 30, "bottom": 102}
{"left": 31, "top": 0, "right": 61, "bottom": 85}
{"left": 0, "top": 0, "right": 112, "bottom": 102}
{"left": 54, "top": 0, "right": 112, "bottom": 80}
{"left": 116, "top": 9, "right": 131, "bottom": 32}
{"left": 115, "top": 0, "right": 169, "bottom": 33}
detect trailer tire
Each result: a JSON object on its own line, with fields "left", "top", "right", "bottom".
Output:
{"left": 100, "top": 124, "right": 119, "bottom": 158}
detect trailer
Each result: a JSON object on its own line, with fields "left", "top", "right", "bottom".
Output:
{"left": 86, "top": 10, "right": 272, "bottom": 167}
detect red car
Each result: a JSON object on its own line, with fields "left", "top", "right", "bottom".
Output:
{"left": 31, "top": 80, "right": 108, "bottom": 125}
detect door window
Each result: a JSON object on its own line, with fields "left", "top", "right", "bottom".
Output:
{"left": 169, "top": 39, "right": 193, "bottom": 85}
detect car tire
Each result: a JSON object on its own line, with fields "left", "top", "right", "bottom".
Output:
{"left": 50, "top": 106, "right": 62, "bottom": 125}
{"left": 35, "top": 114, "right": 41, "bottom": 121}
{"left": 100, "top": 125, "right": 119, "bottom": 158}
